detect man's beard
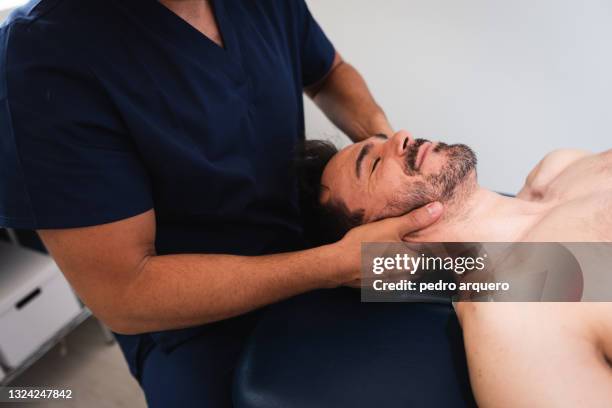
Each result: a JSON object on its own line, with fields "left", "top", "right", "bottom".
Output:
{"left": 388, "top": 139, "right": 477, "bottom": 214}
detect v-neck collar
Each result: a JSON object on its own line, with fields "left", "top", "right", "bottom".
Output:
{"left": 116, "top": 0, "right": 240, "bottom": 62}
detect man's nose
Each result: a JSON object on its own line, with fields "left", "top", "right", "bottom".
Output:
{"left": 387, "top": 130, "right": 413, "bottom": 157}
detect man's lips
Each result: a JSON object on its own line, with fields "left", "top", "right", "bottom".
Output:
{"left": 415, "top": 142, "right": 433, "bottom": 171}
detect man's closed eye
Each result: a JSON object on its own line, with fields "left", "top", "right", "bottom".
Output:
{"left": 372, "top": 158, "right": 381, "bottom": 174}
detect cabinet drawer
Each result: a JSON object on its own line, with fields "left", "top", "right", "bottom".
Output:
{"left": 0, "top": 271, "right": 82, "bottom": 368}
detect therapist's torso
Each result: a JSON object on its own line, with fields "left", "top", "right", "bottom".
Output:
{"left": 1, "top": 0, "right": 334, "bottom": 376}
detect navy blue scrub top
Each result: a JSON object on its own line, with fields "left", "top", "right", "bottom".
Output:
{"left": 0, "top": 0, "right": 334, "bottom": 376}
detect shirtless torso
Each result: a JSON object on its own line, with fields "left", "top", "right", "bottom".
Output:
{"left": 457, "top": 149, "right": 612, "bottom": 407}
{"left": 318, "top": 132, "right": 612, "bottom": 406}
{"left": 518, "top": 148, "right": 612, "bottom": 241}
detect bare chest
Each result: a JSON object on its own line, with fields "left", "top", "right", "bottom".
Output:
{"left": 543, "top": 151, "right": 612, "bottom": 203}
{"left": 523, "top": 189, "right": 612, "bottom": 241}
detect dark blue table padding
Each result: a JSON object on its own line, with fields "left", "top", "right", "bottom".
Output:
{"left": 234, "top": 288, "right": 476, "bottom": 408}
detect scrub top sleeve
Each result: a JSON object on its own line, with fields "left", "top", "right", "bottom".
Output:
{"left": 296, "top": 1, "right": 336, "bottom": 87}
{"left": 1, "top": 37, "right": 153, "bottom": 229}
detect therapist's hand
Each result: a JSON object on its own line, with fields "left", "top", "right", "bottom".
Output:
{"left": 334, "top": 202, "right": 444, "bottom": 287}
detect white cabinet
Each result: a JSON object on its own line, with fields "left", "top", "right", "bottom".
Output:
{"left": 0, "top": 242, "right": 82, "bottom": 368}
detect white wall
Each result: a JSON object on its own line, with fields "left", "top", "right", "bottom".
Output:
{"left": 0, "top": 0, "right": 25, "bottom": 21}
{"left": 0, "top": 8, "right": 11, "bottom": 22}
{"left": 305, "top": 0, "right": 612, "bottom": 193}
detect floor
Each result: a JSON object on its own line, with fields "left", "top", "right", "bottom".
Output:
{"left": 3, "top": 317, "right": 147, "bottom": 408}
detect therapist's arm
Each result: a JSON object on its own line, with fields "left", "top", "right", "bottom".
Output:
{"left": 37, "top": 204, "right": 442, "bottom": 335}
{"left": 305, "top": 52, "right": 393, "bottom": 142}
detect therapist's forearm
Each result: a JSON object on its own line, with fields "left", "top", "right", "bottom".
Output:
{"left": 112, "top": 245, "right": 342, "bottom": 334}
{"left": 40, "top": 205, "right": 442, "bottom": 336}
{"left": 308, "top": 57, "right": 393, "bottom": 142}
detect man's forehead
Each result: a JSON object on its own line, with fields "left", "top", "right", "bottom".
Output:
{"left": 337, "top": 143, "right": 359, "bottom": 165}
{"left": 321, "top": 142, "right": 363, "bottom": 203}
{"left": 325, "top": 143, "right": 358, "bottom": 181}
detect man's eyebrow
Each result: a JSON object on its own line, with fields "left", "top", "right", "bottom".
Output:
{"left": 373, "top": 133, "right": 388, "bottom": 140}
{"left": 355, "top": 143, "right": 373, "bottom": 179}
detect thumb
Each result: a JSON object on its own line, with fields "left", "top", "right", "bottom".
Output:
{"left": 396, "top": 202, "right": 443, "bottom": 237}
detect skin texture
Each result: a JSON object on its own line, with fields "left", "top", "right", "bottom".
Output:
{"left": 323, "top": 133, "right": 612, "bottom": 407}
{"left": 37, "top": 3, "right": 444, "bottom": 334}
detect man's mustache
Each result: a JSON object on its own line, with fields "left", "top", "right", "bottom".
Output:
{"left": 405, "top": 139, "right": 451, "bottom": 174}
{"left": 405, "top": 138, "right": 429, "bottom": 174}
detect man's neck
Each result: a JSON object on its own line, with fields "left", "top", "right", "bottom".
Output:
{"left": 158, "top": 0, "right": 223, "bottom": 47}
{"left": 412, "top": 186, "right": 548, "bottom": 242}
{"left": 159, "top": 0, "right": 209, "bottom": 15}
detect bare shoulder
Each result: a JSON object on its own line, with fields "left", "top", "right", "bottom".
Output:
{"left": 517, "top": 149, "right": 592, "bottom": 201}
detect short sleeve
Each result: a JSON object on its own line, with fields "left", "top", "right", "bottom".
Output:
{"left": 0, "top": 22, "right": 153, "bottom": 229}
{"left": 295, "top": 1, "right": 335, "bottom": 87}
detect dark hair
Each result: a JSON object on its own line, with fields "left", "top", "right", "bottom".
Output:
{"left": 294, "top": 139, "right": 365, "bottom": 246}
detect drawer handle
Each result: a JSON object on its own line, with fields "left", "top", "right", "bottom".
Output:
{"left": 16, "top": 288, "right": 42, "bottom": 310}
